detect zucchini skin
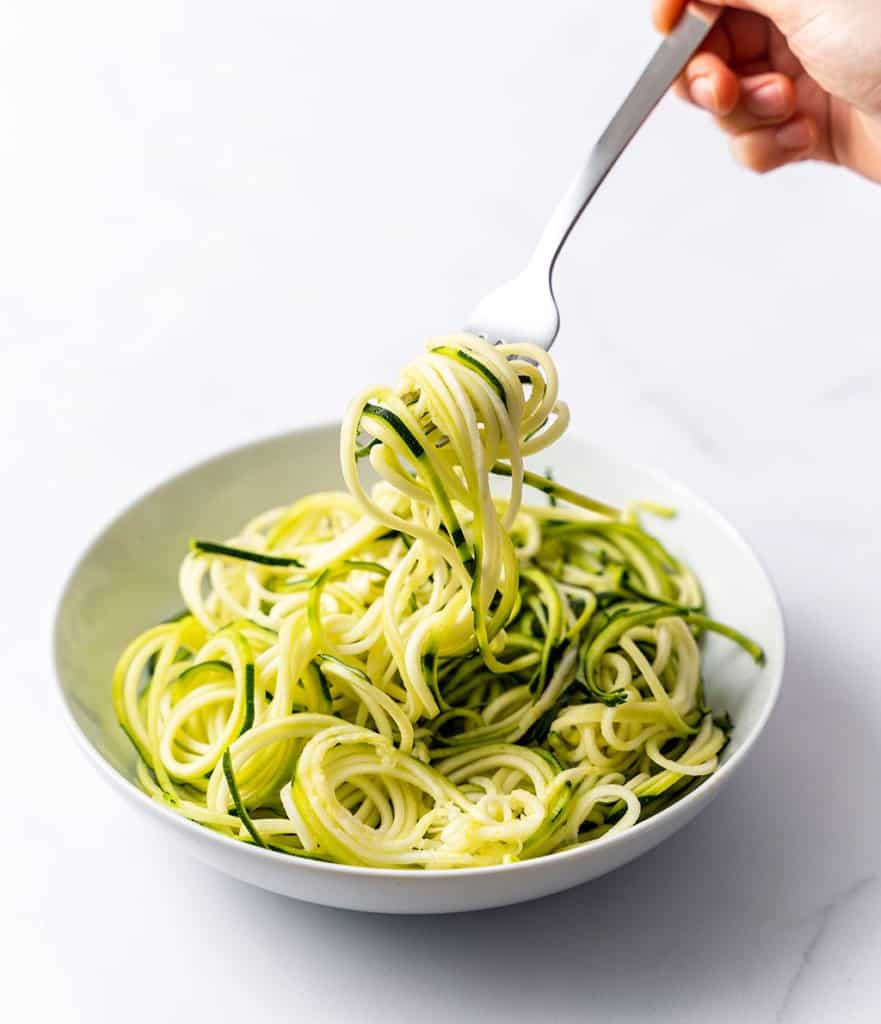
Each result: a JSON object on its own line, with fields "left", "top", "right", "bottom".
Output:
{"left": 113, "top": 335, "right": 760, "bottom": 868}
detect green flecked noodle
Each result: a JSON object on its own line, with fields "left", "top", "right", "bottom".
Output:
{"left": 112, "top": 334, "right": 762, "bottom": 868}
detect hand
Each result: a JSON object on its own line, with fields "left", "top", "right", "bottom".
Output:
{"left": 652, "top": 1, "right": 881, "bottom": 181}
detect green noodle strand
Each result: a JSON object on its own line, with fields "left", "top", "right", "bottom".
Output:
{"left": 113, "top": 334, "right": 761, "bottom": 868}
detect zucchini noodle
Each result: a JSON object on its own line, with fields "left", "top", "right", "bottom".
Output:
{"left": 113, "top": 334, "right": 762, "bottom": 869}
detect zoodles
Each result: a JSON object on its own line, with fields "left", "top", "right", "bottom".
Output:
{"left": 113, "top": 335, "right": 761, "bottom": 868}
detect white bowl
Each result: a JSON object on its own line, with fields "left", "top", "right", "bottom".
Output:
{"left": 53, "top": 424, "right": 784, "bottom": 914}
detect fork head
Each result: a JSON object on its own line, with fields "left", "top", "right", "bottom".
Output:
{"left": 464, "top": 268, "right": 560, "bottom": 350}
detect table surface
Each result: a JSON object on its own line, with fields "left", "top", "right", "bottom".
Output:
{"left": 4, "top": 2, "right": 880, "bottom": 1021}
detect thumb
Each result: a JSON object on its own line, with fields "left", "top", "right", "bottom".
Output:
{"left": 652, "top": 1, "right": 783, "bottom": 34}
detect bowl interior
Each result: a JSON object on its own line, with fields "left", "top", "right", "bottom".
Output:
{"left": 55, "top": 425, "right": 783, "bottom": 809}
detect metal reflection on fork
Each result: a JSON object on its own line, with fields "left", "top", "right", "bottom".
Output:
{"left": 465, "top": 2, "right": 720, "bottom": 351}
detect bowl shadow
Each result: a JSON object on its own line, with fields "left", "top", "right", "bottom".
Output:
{"left": 198, "top": 606, "right": 877, "bottom": 1020}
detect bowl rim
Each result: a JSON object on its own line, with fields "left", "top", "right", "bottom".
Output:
{"left": 52, "top": 421, "right": 786, "bottom": 881}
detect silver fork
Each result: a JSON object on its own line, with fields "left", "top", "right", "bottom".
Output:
{"left": 465, "top": 2, "right": 720, "bottom": 350}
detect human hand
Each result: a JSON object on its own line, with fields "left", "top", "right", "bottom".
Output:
{"left": 652, "top": 1, "right": 881, "bottom": 181}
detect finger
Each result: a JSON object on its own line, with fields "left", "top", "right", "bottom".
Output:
{"left": 766, "top": 19, "right": 803, "bottom": 78}
{"left": 715, "top": 73, "right": 796, "bottom": 135}
{"left": 721, "top": 10, "right": 771, "bottom": 64}
{"left": 678, "top": 53, "right": 740, "bottom": 116}
{"left": 698, "top": 11, "right": 771, "bottom": 66}
{"left": 652, "top": 1, "right": 781, "bottom": 35}
{"left": 736, "top": 59, "right": 773, "bottom": 76}
{"left": 729, "top": 116, "right": 818, "bottom": 173}
{"left": 652, "top": 0, "right": 689, "bottom": 33}
{"left": 696, "top": 12, "right": 774, "bottom": 77}
{"left": 701, "top": 22, "right": 732, "bottom": 64}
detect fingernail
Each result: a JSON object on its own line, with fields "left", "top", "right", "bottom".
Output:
{"left": 776, "top": 119, "right": 814, "bottom": 151}
{"left": 744, "top": 81, "right": 787, "bottom": 118}
{"left": 689, "top": 76, "right": 718, "bottom": 111}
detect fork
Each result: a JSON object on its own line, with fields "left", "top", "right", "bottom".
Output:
{"left": 465, "top": 2, "right": 720, "bottom": 350}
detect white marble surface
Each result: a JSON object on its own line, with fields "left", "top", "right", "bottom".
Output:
{"left": 4, "top": 1, "right": 880, "bottom": 1020}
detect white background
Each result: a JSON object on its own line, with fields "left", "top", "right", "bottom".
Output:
{"left": 3, "top": 2, "right": 880, "bottom": 1021}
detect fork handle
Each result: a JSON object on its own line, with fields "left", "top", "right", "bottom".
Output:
{"left": 529, "top": 2, "right": 721, "bottom": 276}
